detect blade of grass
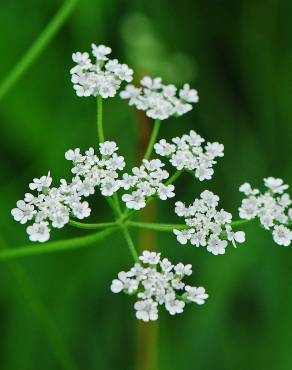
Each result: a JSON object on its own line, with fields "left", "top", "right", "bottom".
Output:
{"left": 0, "top": 0, "right": 79, "bottom": 101}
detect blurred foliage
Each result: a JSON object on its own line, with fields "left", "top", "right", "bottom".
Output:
{"left": 0, "top": 0, "right": 291, "bottom": 369}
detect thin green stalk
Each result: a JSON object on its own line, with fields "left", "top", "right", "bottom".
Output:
{"left": 128, "top": 219, "right": 254, "bottom": 233}
{"left": 111, "top": 193, "right": 139, "bottom": 262}
{"left": 0, "top": 0, "right": 79, "bottom": 101}
{"left": 113, "top": 193, "right": 122, "bottom": 215}
{"left": 230, "top": 219, "right": 255, "bottom": 228}
{"left": 97, "top": 96, "right": 104, "bottom": 142}
{"left": 0, "top": 227, "right": 116, "bottom": 262}
{"left": 144, "top": 120, "right": 161, "bottom": 160}
{"left": 128, "top": 221, "right": 187, "bottom": 232}
{"left": 69, "top": 220, "right": 116, "bottom": 230}
{"left": 166, "top": 170, "right": 183, "bottom": 185}
{"left": 121, "top": 226, "right": 139, "bottom": 262}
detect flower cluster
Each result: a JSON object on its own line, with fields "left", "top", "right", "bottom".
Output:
{"left": 121, "top": 159, "right": 175, "bottom": 210}
{"left": 154, "top": 130, "right": 224, "bottom": 181}
{"left": 111, "top": 250, "right": 208, "bottom": 321}
{"left": 70, "top": 44, "right": 133, "bottom": 98}
{"left": 173, "top": 191, "right": 245, "bottom": 255}
{"left": 10, "top": 172, "right": 90, "bottom": 243}
{"left": 11, "top": 141, "right": 126, "bottom": 242}
{"left": 120, "top": 76, "right": 199, "bottom": 120}
{"left": 11, "top": 141, "right": 180, "bottom": 240}
{"left": 239, "top": 178, "right": 292, "bottom": 246}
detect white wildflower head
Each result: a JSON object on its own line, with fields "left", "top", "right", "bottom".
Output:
{"left": 11, "top": 141, "right": 126, "bottom": 242}
{"left": 111, "top": 251, "right": 208, "bottom": 321}
{"left": 154, "top": 130, "right": 224, "bottom": 181}
{"left": 121, "top": 159, "right": 175, "bottom": 210}
{"left": 239, "top": 178, "right": 292, "bottom": 246}
{"left": 120, "top": 76, "right": 198, "bottom": 120}
{"left": 173, "top": 190, "right": 245, "bottom": 255}
{"left": 70, "top": 44, "right": 133, "bottom": 98}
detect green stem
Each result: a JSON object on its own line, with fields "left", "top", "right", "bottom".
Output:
{"left": 0, "top": 0, "right": 79, "bottom": 101}
{"left": 128, "top": 219, "right": 254, "bottom": 233}
{"left": 69, "top": 220, "right": 116, "bottom": 230}
{"left": 113, "top": 193, "right": 122, "bottom": 215}
{"left": 166, "top": 170, "right": 183, "bottom": 185}
{"left": 0, "top": 227, "right": 116, "bottom": 262}
{"left": 230, "top": 219, "right": 255, "bottom": 228}
{"left": 97, "top": 96, "right": 104, "bottom": 142}
{"left": 128, "top": 221, "right": 187, "bottom": 232}
{"left": 121, "top": 226, "right": 139, "bottom": 262}
{"left": 144, "top": 120, "right": 161, "bottom": 160}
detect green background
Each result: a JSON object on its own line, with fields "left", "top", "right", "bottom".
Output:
{"left": 0, "top": 0, "right": 291, "bottom": 369}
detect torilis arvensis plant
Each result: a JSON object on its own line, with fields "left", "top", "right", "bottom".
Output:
{"left": 11, "top": 44, "right": 292, "bottom": 322}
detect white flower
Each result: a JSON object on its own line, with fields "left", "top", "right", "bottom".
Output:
{"left": 121, "top": 173, "right": 138, "bottom": 190}
{"left": 174, "top": 263, "right": 192, "bottom": 276}
{"left": 12, "top": 141, "right": 129, "bottom": 241}
{"left": 120, "top": 76, "right": 199, "bottom": 120}
{"left": 157, "top": 184, "right": 175, "bottom": 200}
{"left": 174, "top": 191, "right": 244, "bottom": 254}
{"left": 154, "top": 139, "right": 176, "bottom": 156}
{"left": 29, "top": 172, "right": 52, "bottom": 192}
{"left": 264, "top": 177, "right": 289, "bottom": 194}
{"left": 11, "top": 200, "right": 35, "bottom": 224}
{"left": 110, "top": 279, "right": 124, "bottom": 293}
{"left": 225, "top": 225, "right": 245, "bottom": 247}
{"left": 26, "top": 222, "right": 50, "bottom": 243}
{"left": 100, "top": 178, "right": 120, "bottom": 196}
{"left": 122, "top": 191, "right": 146, "bottom": 210}
{"left": 173, "top": 229, "right": 190, "bottom": 245}
{"left": 134, "top": 299, "right": 158, "bottom": 322}
{"left": 272, "top": 225, "right": 292, "bottom": 246}
{"left": 140, "top": 76, "right": 162, "bottom": 90}
{"left": 105, "top": 154, "right": 125, "bottom": 171}
{"left": 71, "top": 201, "right": 91, "bottom": 219}
{"left": 99, "top": 141, "right": 118, "bottom": 156}
{"left": 119, "top": 84, "right": 141, "bottom": 105}
{"left": 179, "top": 83, "right": 199, "bottom": 103}
{"left": 185, "top": 286, "right": 208, "bottom": 305}
{"left": 207, "top": 236, "right": 228, "bottom": 255}
{"left": 139, "top": 251, "right": 161, "bottom": 265}
{"left": 111, "top": 251, "right": 208, "bottom": 321}
{"left": 91, "top": 44, "right": 111, "bottom": 61}
{"left": 195, "top": 166, "right": 213, "bottom": 181}
{"left": 65, "top": 148, "right": 84, "bottom": 162}
{"left": 72, "top": 52, "right": 91, "bottom": 69}
{"left": 239, "top": 182, "right": 259, "bottom": 196}
{"left": 239, "top": 178, "right": 291, "bottom": 247}
{"left": 165, "top": 299, "right": 185, "bottom": 315}
{"left": 114, "top": 63, "right": 133, "bottom": 82}
{"left": 239, "top": 197, "right": 259, "bottom": 220}
{"left": 71, "top": 43, "right": 133, "bottom": 98}
{"left": 160, "top": 258, "right": 173, "bottom": 272}
{"left": 175, "top": 201, "right": 191, "bottom": 217}
{"left": 155, "top": 130, "right": 223, "bottom": 181}
{"left": 121, "top": 160, "right": 173, "bottom": 210}
{"left": 205, "top": 142, "right": 224, "bottom": 159}
{"left": 201, "top": 190, "right": 219, "bottom": 208}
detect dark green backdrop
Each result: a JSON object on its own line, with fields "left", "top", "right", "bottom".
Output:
{"left": 0, "top": 1, "right": 291, "bottom": 369}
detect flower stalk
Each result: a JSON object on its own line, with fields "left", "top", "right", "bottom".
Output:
{"left": 144, "top": 119, "right": 161, "bottom": 160}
